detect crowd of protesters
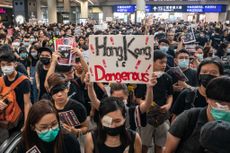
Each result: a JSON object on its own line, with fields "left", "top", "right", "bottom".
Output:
{"left": 0, "top": 19, "right": 229, "bottom": 153}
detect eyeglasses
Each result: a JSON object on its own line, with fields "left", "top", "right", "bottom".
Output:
{"left": 35, "top": 123, "right": 59, "bottom": 134}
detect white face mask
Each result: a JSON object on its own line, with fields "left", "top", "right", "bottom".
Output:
{"left": 1, "top": 66, "right": 15, "bottom": 75}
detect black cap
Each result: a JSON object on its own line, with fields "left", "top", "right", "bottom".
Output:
{"left": 19, "top": 47, "right": 27, "bottom": 53}
{"left": 37, "top": 47, "right": 53, "bottom": 55}
{"left": 200, "top": 121, "right": 230, "bottom": 153}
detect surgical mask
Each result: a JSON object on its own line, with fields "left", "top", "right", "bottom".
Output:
{"left": 36, "top": 125, "right": 60, "bottom": 143}
{"left": 178, "top": 59, "right": 189, "bottom": 69}
{"left": 199, "top": 74, "right": 216, "bottom": 88}
{"left": 103, "top": 124, "right": 125, "bottom": 136}
{"left": 159, "top": 46, "right": 169, "bottom": 53}
{"left": 40, "top": 57, "right": 51, "bottom": 65}
{"left": 20, "top": 53, "right": 28, "bottom": 59}
{"left": 211, "top": 104, "right": 230, "bottom": 122}
{"left": 1, "top": 66, "right": 15, "bottom": 75}
{"left": 23, "top": 42, "right": 30, "bottom": 47}
{"left": 196, "top": 54, "right": 203, "bottom": 61}
{"left": 31, "top": 52, "right": 38, "bottom": 58}
{"left": 30, "top": 38, "right": 36, "bottom": 43}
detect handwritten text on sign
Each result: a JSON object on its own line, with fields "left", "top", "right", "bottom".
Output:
{"left": 89, "top": 35, "right": 154, "bottom": 84}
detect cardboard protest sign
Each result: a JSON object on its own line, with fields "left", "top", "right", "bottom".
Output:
{"left": 54, "top": 37, "right": 77, "bottom": 65}
{"left": 89, "top": 35, "right": 154, "bottom": 84}
{"left": 93, "top": 23, "right": 108, "bottom": 32}
{"left": 184, "top": 27, "right": 196, "bottom": 44}
{"left": 59, "top": 110, "right": 80, "bottom": 127}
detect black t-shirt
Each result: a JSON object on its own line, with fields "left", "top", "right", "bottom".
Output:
{"left": 17, "top": 132, "right": 81, "bottom": 153}
{"left": 211, "top": 34, "right": 223, "bottom": 50}
{"left": 135, "top": 73, "right": 173, "bottom": 106}
{"left": 169, "top": 107, "right": 208, "bottom": 153}
{"left": 171, "top": 88, "right": 207, "bottom": 116}
{"left": 92, "top": 129, "right": 136, "bottom": 153}
{"left": 4, "top": 72, "right": 31, "bottom": 112}
{"left": 128, "top": 105, "right": 146, "bottom": 131}
{"left": 19, "top": 58, "right": 31, "bottom": 69}
{"left": 37, "top": 64, "right": 48, "bottom": 99}
{"left": 57, "top": 99, "right": 87, "bottom": 128}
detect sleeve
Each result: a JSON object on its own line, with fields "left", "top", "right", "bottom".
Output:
{"left": 169, "top": 110, "right": 190, "bottom": 139}
{"left": 20, "top": 79, "right": 31, "bottom": 94}
{"left": 134, "top": 84, "right": 146, "bottom": 99}
{"left": 171, "top": 90, "right": 187, "bottom": 115}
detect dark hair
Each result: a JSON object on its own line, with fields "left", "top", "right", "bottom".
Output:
{"left": 154, "top": 50, "right": 167, "bottom": 61}
{"left": 158, "top": 39, "right": 169, "bottom": 45}
{"left": 110, "top": 83, "right": 128, "bottom": 96}
{"left": 195, "top": 46, "right": 204, "bottom": 51}
{"left": 206, "top": 76, "right": 230, "bottom": 102}
{"left": 22, "top": 100, "right": 63, "bottom": 153}
{"left": 0, "top": 44, "right": 13, "bottom": 56}
{"left": 197, "top": 58, "right": 224, "bottom": 81}
{"left": 175, "top": 49, "right": 190, "bottom": 58}
{"left": 0, "top": 52, "right": 16, "bottom": 62}
{"left": 95, "top": 97, "right": 130, "bottom": 150}
{"left": 47, "top": 73, "right": 68, "bottom": 89}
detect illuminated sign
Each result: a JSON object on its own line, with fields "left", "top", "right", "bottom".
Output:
{"left": 113, "top": 5, "right": 152, "bottom": 13}
{"left": 113, "top": 4, "right": 226, "bottom": 13}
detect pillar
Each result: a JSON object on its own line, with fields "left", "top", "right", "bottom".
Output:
{"left": 80, "top": 0, "right": 88, "bottom": 19}
{"left": 48, "top": 0, "right": 57, "bottom": 23}
{"left": 102, "top": 6, "right": 113, "bottom": 21}
{"left": 36, "top": 0, "right": 42, "bottom": 20}
{"left": 136, "top": 0, "right": 145, "bottom": 23}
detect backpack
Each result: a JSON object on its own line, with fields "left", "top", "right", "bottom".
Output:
{"left": 0, "top": 75, "right": 27, "bottom": 128}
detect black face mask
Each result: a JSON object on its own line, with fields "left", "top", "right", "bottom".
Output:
{"left": 40, "top": 57, "right": 51, "bottom": 65}
{"left": 199, "top": 74, "right": 217, "bottom": 88}
{"left": 103, "top": 124, "right": 125, "bottom": 136}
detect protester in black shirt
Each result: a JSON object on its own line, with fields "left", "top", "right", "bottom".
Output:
{"left": 17, "top": 100, "right": 81, "bottom": 153}
{"left": 171, "top": 58, "right": 224, "bottom": 120}
{"left": 210, "top": 28, "right": 223, "bottom": 50}
{"left": 85, "top": 97, "right": 142, "bottom": 153}
{"left": 135, "top": 51, "right": 173, "bottom": 153}
{"left": 0, "top": 52, "right": 31, "bottom": 134}
{"left": 36, "top": 47, "right": 52, "bottom": 99}
{"left": 216, "top": 41, "right": 230, "bottom": 58}
{"left": 165, "top": 76, "right": 230, "bottom": 153}
{"left": 47, "top": 73, "right": 88, "bottom": 136}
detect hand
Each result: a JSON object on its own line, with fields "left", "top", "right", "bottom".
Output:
{"left": 148, "top": 73, "right": 158, "bottom": 87}
{"left": 0, "top": 100, "right": 8, "bottom": 111}
{"left": 72, "top": 47, "right": 83, "bottom": 58}
{"left": 62, "top": 123, "right": 81, "bottom": 137}
{"left": 160, "top": 103, "right": 171, "bottom": 112}
{"left": 178, "top": 81, "right": 189, "bottom": 89}
{"left": 84, "top": 73, "right": 93, "bottom": 87}
{"left": 52, "top": 51, "right": 61, "bottom": 62}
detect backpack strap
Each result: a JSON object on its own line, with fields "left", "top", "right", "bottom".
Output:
{"left": 10, "top": 75, "right": 28, "bottom": 90}
{"left": 1, "top": 75, "right": 28, "bottom": 98}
